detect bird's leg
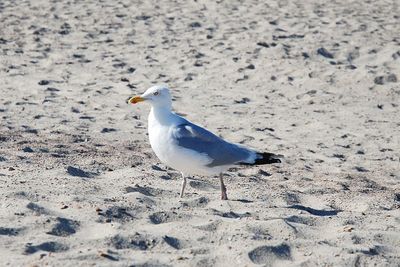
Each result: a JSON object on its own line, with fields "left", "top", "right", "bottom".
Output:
{"left": 219, "top": 173, "right": 228, "bottom": 200}
{"left": 180, "top": 173, "right": 187, "bottom": 198}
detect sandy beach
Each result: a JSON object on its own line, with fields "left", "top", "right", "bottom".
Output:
{"left": 1, "top": 0, "right": 400, "bottom": 266}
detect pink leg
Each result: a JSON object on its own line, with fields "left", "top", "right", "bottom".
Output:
{"left": 219, "top": 173, "right": 228, "bottom": 200}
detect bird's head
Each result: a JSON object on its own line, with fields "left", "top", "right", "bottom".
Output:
{"left": 127, "top": 85, "right": 172, "bottom": 108}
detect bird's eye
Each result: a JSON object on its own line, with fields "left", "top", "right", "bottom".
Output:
{"left": 153, "top": 91, "right": 159, "bottom": 96}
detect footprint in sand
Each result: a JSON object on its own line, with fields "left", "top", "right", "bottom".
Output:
{"left": 195, "top": 257, "right": 216, "bottom": 267}
{"left": 180, "top": 196, "right": 209, "bottom": 208}
{"left": 26, "top": 202, "right": 49, "bottom": 216}
{"left": 108, "top": 233, "right": 158, "bottom": 250}
{"left": 247, "top": 226, "right": 273, "bottom": 241}
{"left": 0, "top": 227, "right": 23, "bottom": 236}
{"left": 24, "top": 241, "right": 69, "bottom": 254}
{"left": 47, "top": 217, "right": 80, "bottom": 237}
{"left": 148, "top": 211, "right": 191, "bottom": 224}
{"left": 66, "top": 166, "right": 97, "bottom": 178}
{"left": 163, "top": 235, "right": 182, "bottom": 250}
{"left": 212, "top": 209, "right": 252, "bottom": 219}
{"left": 97, "top": 206, "right": 136, "bottom": 223}
{"left": 125, "top": 184, "right": 166, "bottom": 197}
{"left": 194, "top": 221, "right": 221, "bottom": 232}
{"left": 248, "top": 243, "right": 292, "bottom": 264}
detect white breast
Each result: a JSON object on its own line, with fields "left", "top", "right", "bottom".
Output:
{"left": 148, "top": 110, "right": 221, "bottom": 176}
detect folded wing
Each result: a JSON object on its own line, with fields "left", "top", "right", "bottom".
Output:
{"left": 172, "top": 122, "right": 255, "bottom": 167}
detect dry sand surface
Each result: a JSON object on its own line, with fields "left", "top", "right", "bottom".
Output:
{"left": 1, "top": 0, "right": 400, "bottom": 266}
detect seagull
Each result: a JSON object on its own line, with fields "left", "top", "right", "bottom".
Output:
{"left": 127, "top": 85, "right": 282, "bottom": 200}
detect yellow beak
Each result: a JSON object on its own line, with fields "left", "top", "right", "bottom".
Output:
{"left": 127, "top": 96, "right": 145, "bottom": 104}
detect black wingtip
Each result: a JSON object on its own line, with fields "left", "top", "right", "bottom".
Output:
{"left": 253, "top": 152, "right": 282, "bottom": 165}
{"left": 238, "top": 152, "right": 283, "bottom": 166}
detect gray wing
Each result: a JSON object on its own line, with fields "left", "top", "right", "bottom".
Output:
{"left": 172, "top": 122, "right": 254, "bottom": 167}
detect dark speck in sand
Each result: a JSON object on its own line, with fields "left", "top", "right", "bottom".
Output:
{"left": 317, "top": 47, "right": 334, "bottom": 59}
{"left": 38, "top": 80, "right": 50, "bottom": 85}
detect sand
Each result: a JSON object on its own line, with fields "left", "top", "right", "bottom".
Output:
{"left": 1, "top": 0, "right": 400, "bottom": 266}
